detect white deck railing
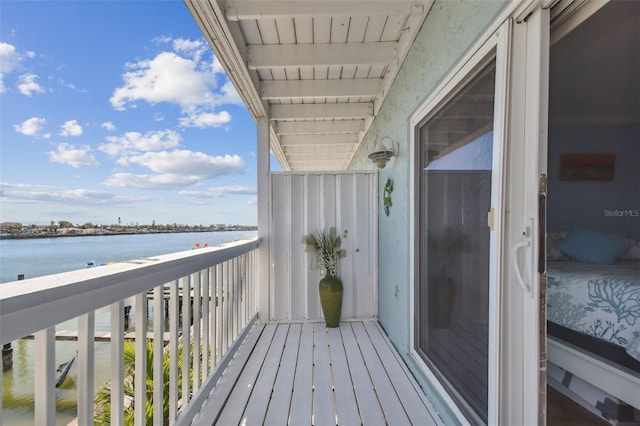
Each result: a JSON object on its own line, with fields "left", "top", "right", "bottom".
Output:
{"left": 0, "top": 238, "right": 260, "bottom": 426}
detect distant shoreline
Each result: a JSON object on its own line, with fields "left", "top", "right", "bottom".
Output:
{"left": 0, "top": 228, "right": 257, "bottom": 240}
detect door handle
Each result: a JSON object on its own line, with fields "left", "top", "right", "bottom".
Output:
{"left": 512, "top": 223, "right": 534, "bottom": 298}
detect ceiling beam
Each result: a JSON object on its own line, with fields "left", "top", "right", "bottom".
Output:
{"left": 261, "top": 79, "right": 382, "bottom": 100}
{"left": 247, "top": 43, "right": 398, "bottom": 69}
{"left": 285, "top": 144, "right": 356, "bottom": 156}
{"left": 287, "top": 159, "right": 349, "bottom": 169}
{"left": 276, "top": 120, "right": 363, "bottom": 135}
{"left": 285, "top": 152, "right": 354, "bottom": 160}
{"left": 280, "top": 134, "right": 359, "bottom": 146}
{"left": 226, "top": 1, "right": 425, "bottom": 21}
{"left": 270, "top": 103, "right": 373, "bottom": 120}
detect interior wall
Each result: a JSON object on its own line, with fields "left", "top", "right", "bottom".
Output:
{"left": 347, "top": 0, "right": 509, "bottom": 419}
{"left": 547, "top": 123, "right": 640, "bottom": 239}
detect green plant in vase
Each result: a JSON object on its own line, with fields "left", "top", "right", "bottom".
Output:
{"left": 302, "top": 227, "right": 347, "bottom": 327}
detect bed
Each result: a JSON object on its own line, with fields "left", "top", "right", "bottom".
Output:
{"left": 546, "top": 228, "right": 640, "bottom": 412}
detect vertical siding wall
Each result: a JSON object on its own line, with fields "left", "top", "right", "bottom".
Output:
{"left": 270, "top": 172, "right": 377, "bottom": 322}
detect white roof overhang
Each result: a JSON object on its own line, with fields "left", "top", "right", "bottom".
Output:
{"left": 184, "top": 0, "right": 433, "bottom": 171}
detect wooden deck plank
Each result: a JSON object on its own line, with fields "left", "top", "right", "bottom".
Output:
{"left": 327, "top": 325, "right": 362, "bottom": 425}
{"left": 312, "top": 323, "right": 337, "bottom": 426}
{"left": 264, "top": 323, "right": 302, "bottom": 425}
{"left": 341, "top": 323, "right": 387, "bottom": 426}
{"left": 191, "top": 321, "right": 443, "bottom": 426}
{"left": 364, "top": 321, "right": 442, "bottom": 426}
{"left": 242, "top": 323, "right": 289, "bottom": 425}
{"left": 289, "top": 322, "right": 314, "bottom": 425}
{"left": 191, "top": 324, "right": 266, "bottom": 426}
{"left": 215, "top": 323, "right": 278, "bottom": 425}
{"left": 352, "top": 322, "right": 411, "bottom": 425}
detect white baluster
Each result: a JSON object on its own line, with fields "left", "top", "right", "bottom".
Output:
{"left": 169, "top": 279, "right": 179, "bottom": 425}
{"left": 182, "top": 275, "right": 191, "bottom": 407}
{"left": 111, "top": 301, "right": 125, "bottom": 426}
{"left": 153, "top": 285, "right": 164, "bottom": 423}
{"left": 134, "top": 292, "right": 148, "bottom": 426}
{"left": 78, "top": 311, "right": 95, "bottom": 425}
{"left": 34, "top": 327, "right": 55, "bottom": 426}
{"left": 192, "top": 271, "right": 201, "bottom": 394}
{"left": 201, "top": 267, "right": 210, "bottom": 380}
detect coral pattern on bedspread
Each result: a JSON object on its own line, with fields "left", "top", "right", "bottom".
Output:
{"left": 547, "top": 260, "right": 640, "bottom": 361}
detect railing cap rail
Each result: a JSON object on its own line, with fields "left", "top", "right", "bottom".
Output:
{"left": 0, "top": 238, "right": 260, "bottom": 344}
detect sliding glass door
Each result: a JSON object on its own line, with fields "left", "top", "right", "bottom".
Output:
{"left": 411, "top": 22, "right": 513, "bottom": 424}
{"left": 415, "top": 57, "right": 496, "bottom": 424}
{"left": 411, "top": 7, "right": 557, "bottom": 424}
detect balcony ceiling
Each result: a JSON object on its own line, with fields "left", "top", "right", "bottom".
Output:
{"left": 185, "top": 0, "right": 433, "bottom": 171}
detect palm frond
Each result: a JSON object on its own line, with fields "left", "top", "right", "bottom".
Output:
{"left": 302, "top": 226, "right": 344, "bottom": 277}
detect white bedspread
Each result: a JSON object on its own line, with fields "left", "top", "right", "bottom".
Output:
{"left": 547, "top": 260, "right": 640, "bottom": 361}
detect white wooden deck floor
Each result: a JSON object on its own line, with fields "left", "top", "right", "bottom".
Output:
{"left": 191, "top": 321, "right": 443, "bottom": 426}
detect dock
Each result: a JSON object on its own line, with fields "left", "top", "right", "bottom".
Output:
{"left": 22, "top": 330, "right": 171, "bottom": 344}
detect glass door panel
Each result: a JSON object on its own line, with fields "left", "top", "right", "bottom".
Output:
{"left": 416, "top": 58, "right": 496, "bottom": 423}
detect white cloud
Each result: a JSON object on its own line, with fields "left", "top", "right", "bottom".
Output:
{"left": 248, "top": 196, "right": 257, "bottom": 205}
{"left": 110, "top": 51, "right": 218, "bottom": 111}
{"left": 0, "top": 181, "right": 56, "bottom": 190}
{"left": 172, "top": 38, "right": 208, "bottom": 62}
{"left": 57, "top": 79, "right": 85, "bottom": 92}
{"left": 17, "top": 73, "right": 45, "bottom": 96}
{"left": 14, "top": 117, "right": 46, "bottom": 136}
{"left": 0, "top": 43, "right": 39, "bottom": 95}
{"left": 212, "top": 56, "right": 224, "bottom": 74}
{"left": 103, "top": 173, "right": 201, "bottom": 189}
{"left": 59, "top": 120, "right": 83, "bottom": 137}
{"left": 104, "top": 151, "right": 245, "bottom": 189}
{"left": 153, "top": 35, "right": 172, "bottom": 45}
{"left": 1, "top": 187, "right": 146, "bottom": 206}
{"left": 99, "top": 129, "right": 181, "bottom": 156}
{"left": 178, "top": 110, "right": 231, "bottom": 128}
{"left": 109, "top": 42, "right": 241, "bottom": 127}
{"left": 48, "top": 143, "right": 100, "bottom": 168}
{"left": 101, "top": 121, "right": 116, "bottom": 131}
{"left": 218, "top": 81, "right": 243, "bottom": 105}
{"left": 121, "top": 150, "right": 245, "bottom": 177}
{"left": 0, "top": 42, "right": 20, "bottom": 73}
{"left": 180, "top": 185, "right": 257, "bottom": 198}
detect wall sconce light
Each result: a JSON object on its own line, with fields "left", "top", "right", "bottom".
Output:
{"left": 368, "top": 136, "right": 398, "bottom": 169}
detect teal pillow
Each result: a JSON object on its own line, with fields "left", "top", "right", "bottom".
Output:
{"left": 555, "top": 226, "right": 629, "bottom": 264}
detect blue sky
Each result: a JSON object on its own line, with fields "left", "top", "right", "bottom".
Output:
{"left": 1, "top": 1, "right": 271, "bottom": 227}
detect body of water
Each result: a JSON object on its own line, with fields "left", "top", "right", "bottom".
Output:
{"left": 1, "top": 230, "right": 257, "bottom": 284}
{"left": 0, "top": 230, "right": 257, "bottom": 425}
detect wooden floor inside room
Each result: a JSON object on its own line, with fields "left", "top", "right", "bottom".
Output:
{"left": 547, "top": 386, "right": 610, "bottom": 426}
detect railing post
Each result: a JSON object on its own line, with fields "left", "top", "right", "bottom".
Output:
{"left": 257, "top": 118, "right": 271, "bottom": 323}
{"left": 2, "top": 275, "right": 23, "bottom": 373}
